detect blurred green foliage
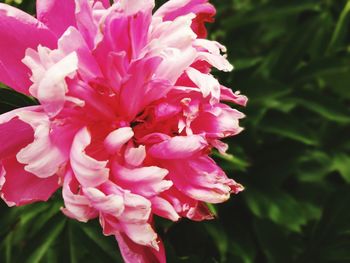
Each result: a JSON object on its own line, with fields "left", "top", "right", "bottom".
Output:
{"left": 1, "top": 0, "right": 350, "bottom": 262}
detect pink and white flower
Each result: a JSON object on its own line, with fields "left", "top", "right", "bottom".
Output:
{"left": 0, "top": 0, "right": 247, "bottom": 262}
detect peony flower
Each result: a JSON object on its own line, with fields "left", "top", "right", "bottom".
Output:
{"left": 0, "top": 0, "right": 247, "bottom": 262}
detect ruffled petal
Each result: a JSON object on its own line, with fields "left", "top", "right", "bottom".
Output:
{"left": 154, "top": 0, "right": 215, "bottom": 38}
{"left": 150, "top": 196, "right": 180, "bottom": 221}
{"left": 115, "top": 232, "right": 166, "bottom": 263}
{"left": 112, "top": 164, "right": 171, "bottom": 197}
{"left": 16, "top": 110, "right": 71, "bottom": 178}
{"left": 84, "top": 187, "right": 124, "bottom": 217}
{"left": 61, "top": 169, "right": 98, "bottom": 222}
{"left": 70, "top": 127, "right": 110, "bottom": 187}
{"left": 118, "top": 56, "right": 171, "bottom": 120}
{"left": 186, "top": 67, "right": 220, "bottom": 103}
{"left": 124, "top": 145, "right": 146, "bottom": 167}
{"left": 0, "top": 3, "right": 56, "bottom": 93}
{"left": 22, "top": 48, "right": 78, "bottom": 116}
{"left": 166, "top": 157, "right": 243, "bottom": 203}
{"left": 148, "top": 135, "right": 207, "bottom": 159}
{"left": 104, "top": 127, "right": 134, "bottom": 154}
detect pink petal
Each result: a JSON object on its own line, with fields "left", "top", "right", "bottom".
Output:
{"left": 15, "top": 110, "right": 69, "bottom": 178}
{"left": 94, "top": 0, "right": 153, "bottom": 66}
{"left": 220, "top": 85, "right": 248, "bottom": 106}
{"left": 61, "top": 169, "right": 98, "bottom": 222}
{"left": 0, "top": 157, "right": 59, "bottom": 207}
{"left": 75, "top": 0, "right": 100, "bottom": 49}
{"left": 83, "top": 187, "right": 124, "bottom": 217}
{"left": 0, "top": 3, "right": 56, "bottom": 94}
{"left": 94, "top": 0, "right": 110, "bottom": 8}
{"left": 151, "top": 196, "right": 180, "bottom": 221}
{"left": 0, "top": 113, "right": 34, "bottom": 159}
{"left": 148, "top": 135, "right": 207, "bottom": 159}
{"left": 160, "top": 187, "right": 214, "bottom": 221}
{"left": 104, "top": 127, "right": 134, "bottom": 154}
{"left": 154, "top": 0, "right": 215, "bottom": 38}
{"left": 58, "top": 27, "right": 103, "bottom": 81}
{"left": 36, "top": 0, "right": 76, "bottom": 37}
{"left": 23, "top": 50, "right": 78, "bottom": 117}
{"left": 70, "top": 127, "right": 109, "bottom": 187}
{"left": 112, "top": 164, "right": 171, "bottom": 197}
{"left": 186, "top": 67, "right": 220, "bottom": 103}
{"left": 166, "top": 157, "right": 243, "bottom": 203}
{"left": 191, "top": 104, "right": 245, "bottom": 138}
{"left": 120, "top": 222, "right": 159, "bottom": 250}
{"left": 149, "top": 14, "right": 198, "bottom": 84}
{"left": 119, "top": 56, "right": 170, "bottom": 120}
{"left": 115, "top": 232, "right": 166, "bottom": 263}
{"left": 124, "top": 145, "right": 146, "bottom": 167}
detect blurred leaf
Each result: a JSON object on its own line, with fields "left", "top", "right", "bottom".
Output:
{"left": 244, "top": 187, "right": 320, "bottom": 232}
{"left": 285, "top": 92, "right": 350, "bottom": 124}
{"left": 297, "top": 186, "right": 350, "bottom": 262}
{"left": 224, "top": 2, "right": 321, "bottom": 29}
{"left": 332, "top": 153, "right": 350, "bottom": 183}
{"left": 260, "top": 111, "right": 319, "bottom": 145}
{"left": 25, "top": 218, "right": 66, "bottom": 263}
{"left": 328, "top": 0, "right": 350, "bottom": 52}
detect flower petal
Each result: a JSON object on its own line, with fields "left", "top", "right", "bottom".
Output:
{"left": 104, "top": 127, "right": 134, "bottom": 154}
{"left": 166, "top": 157, "right": 243, "bottom": 203}
{"left": 0, "top": 3, "right": 56, "bottom": 93}
{"left": 154, "top": 0, "right": 215, "bottom": 38}
{"left": 0, "top": 111, "right": 34, "bottom": 159}
{"left": 0, "top": 157, "right": 59, "bottom": 207}
{"left": 70, "top": 127, "right": 110, "bottom": 187}
{"left": 150, "top": 196, "right": 180, "bottom": 221}
{"left": 16, "top": 110, "right": 70, "bottom": 178}
{"left": 61, "top": 169, "right": 98, "bottom": 222}
{"left": 36, "top": 0, "right": 76, "bottom": 37}
{"left": 112, "top": 164, "right": 171, "bottom": 197}
{"left": 124, "top": 145, "right": 146, "bottom": 167}
{"left": 84, "top": 187, "right": 124, "bottom": 217}
{"left": 148, "top": 135, "right": 207, "bottom": 159}
{"left": 115, "top": 232, "right": 166, "bottom": 263}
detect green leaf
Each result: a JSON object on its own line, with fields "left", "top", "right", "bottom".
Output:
{"left": 25, "top": 217, "right": 66, "bottom": 263}
{"left": 224, "top": 2, "right": 321, "bottom": 29}
{"left": 0, "top": 86, "right": 37, "bottom": 114}
{"left": 244, "top": 187, "right": 321, "bottom": 232}
{"left": 285, "top": 93, "right": 350, "bottom": 124}
{"left": 328, "top": 0, "right": 350, "bottom": 52}
{"left": 260, "top": 112, "right": 319, "bottom": 146}
{"left": 332, "top": 153, "right": 350, "bottom": 183}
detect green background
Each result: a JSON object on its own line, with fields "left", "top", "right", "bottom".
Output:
{"left": 1, "top": 0, "right": 350, "bottom": 262}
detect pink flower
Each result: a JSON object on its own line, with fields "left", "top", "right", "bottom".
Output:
{"left": 0, "top": 0, "right": 247, "bottom": 262}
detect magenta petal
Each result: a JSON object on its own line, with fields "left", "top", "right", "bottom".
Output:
{"left": 61, "top": 169, "right": 98, "bottom": 222}
{"left": 155, "top": 0, "right": 215, "bottom": 38}
{"left": 15, "top": 110, "right": 70, "bottom": 178}
{"left": 104, "top": 127, "right": 134, "bottom": 154}
{"left": 70, "top": 127, "right": 109, "bottom": 187}
{"left": 0, "top": 3, "right": 56, "bottom": 93}
{"left": 151, "top": 196, "right": 180, "bottom": 221}
{"left": 118, "top": 56, "right": 165, "bottom": 120}
{"left": 36, "top": 0, "right": 76, "bottom": 37}
{"left": 148, "top": 135, "right": 207, "bottom": 159}
{"left": 115, "top": 232, "right": 166, "bottom": 263}
{"left": 112, "top": 164, "right": 171, "bottom": 197}
{"left": 0, "top": 113, "right": 33, "bottom": 159}
{"left": 0, "top": 157, "right": 59, "bottom": 206}
{"left": 166, "top": 157, "right": 242, "bottom": 203}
